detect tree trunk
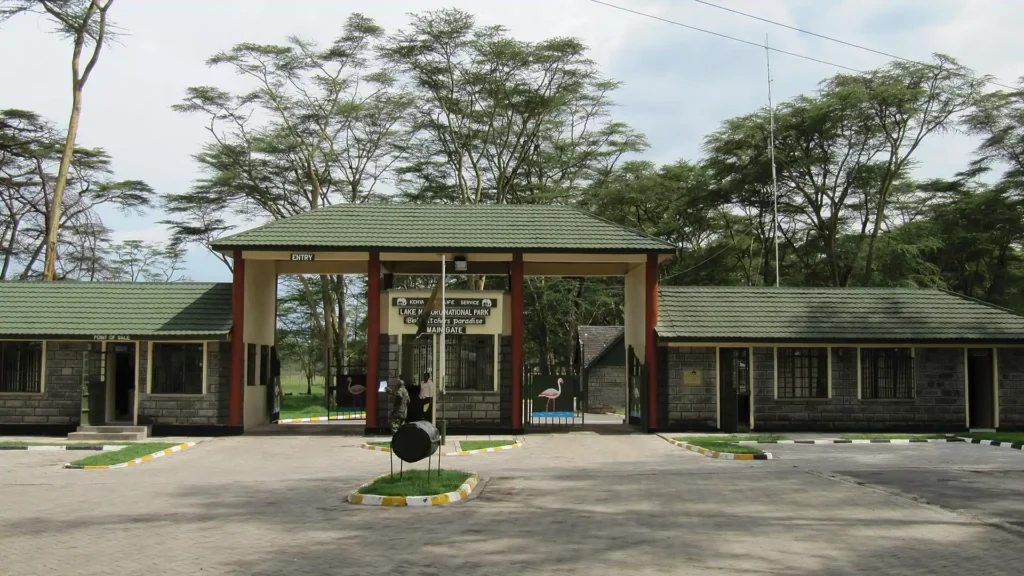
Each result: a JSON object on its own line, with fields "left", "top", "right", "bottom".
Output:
{"left": 42, "top": 88, "right": 83, "bottom": 280}
{"left": 320, "top": 275, "right": 334, "bottom": 398}
{"left": 0, "top": 217, "right": 18, "bottom": 280}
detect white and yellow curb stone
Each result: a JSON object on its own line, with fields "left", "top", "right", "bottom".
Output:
{"left": 348, "top": 473, "right": 480, "bottom": 507}
{"left": 277, "top": 413, "right": 366, "bottom": 424}
{"left": 659, "top": 435, "right": 773, "bottom": 460}
{"left": 63, "top": 441, "right": 199, "bottom": 470}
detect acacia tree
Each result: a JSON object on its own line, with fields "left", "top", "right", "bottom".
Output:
{"left": 168, "top": 13, "right": 409, "bottom": 378}
{"left": 0, "top": 108, "right": 152, "bottom": 280}
{"left": 1, "top": 0, "right": 116, "bottom": 280}
{"left": 383, "top": 8, "right": 646, "bottom": 207}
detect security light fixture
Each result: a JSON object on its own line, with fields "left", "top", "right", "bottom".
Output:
{"left": 453, "top": 256, "right": 468, "bottom": 272}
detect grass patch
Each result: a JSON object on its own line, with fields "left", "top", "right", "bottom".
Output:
{"left": 368, "top": 441, "right": 390, "bottom": 447}
{"left": 613, "top": 408, "right": 625, "bottom": 416}
{"left": 70, "top": 443, "right": 177, "bottom": 467}
{"left": 672, "top": 437, "right": 765, "bottom": 455}
{"left": 459, "top": 440, "right": 515, "bottom": 451}
{"left": 278, "top": 374, "right": 366, "bottom": 419}
{"left": 841, "top": 433, "right": 952, "bottom": 440}
{"left": 358, "top": 470, "right": 473, "bottom": 497}
{"left": 961, "top": 432, "right": 1024, "bottom": 444}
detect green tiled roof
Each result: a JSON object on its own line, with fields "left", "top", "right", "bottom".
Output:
{"left": 657, "top": 286, "right": 1024, "bottom": 343}
{"left": 211, "top": 204, "right": 674, "bottom": 253}
{"left": 0, "top": 282, "right": 233, "bottom": 337}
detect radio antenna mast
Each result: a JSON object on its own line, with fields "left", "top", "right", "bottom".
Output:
{"left": 765, "top": 34, "right": 781, "bottom": 288}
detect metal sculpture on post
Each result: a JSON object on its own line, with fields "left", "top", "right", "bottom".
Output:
{"left": 390, "top": 420, "right": 442, "bottom": 480}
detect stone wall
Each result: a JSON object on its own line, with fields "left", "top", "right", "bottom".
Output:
{"left": 664, "top": 346, "right": 717, "bottom": 430}
{"left": 753, "top": 347, "right": 966, "bottom": 432}
{"left": 377, "top": 335, "right": 397, "bottom": 428}
{"left": 137, "top": 340, "right": 231, "bottom": 426}
{"left": 0, "top": 341, "right": 99, "bottom": 426}
{"left": 587, "top": 363, "right": 625, "bottom": 414}
{"left": 998, "top": 348, "right": 1024, "bottom": 429}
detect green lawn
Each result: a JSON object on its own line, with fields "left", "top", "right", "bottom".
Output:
{"left": 961, "top": 432, "right": 1024, "bottom": 444}
{"left": 459, "top": 440, "right": 515, "bottom": 451}
{"left": 278, "top": 374, "right": 367, "bottom": 419}
{"left": 279, "top": 374, "right": 327, "bottom": 418}
{"left": 358, "top": 470, "right": 473, "bottom": 497}
{"left": 70, "top": 443, "right": 178, "bottom": 467}
{"left": 841, "top": 433, "right": 953, "bottom": 440}
{"left": 673, "top": 437, "right": 766, "bottom": 455}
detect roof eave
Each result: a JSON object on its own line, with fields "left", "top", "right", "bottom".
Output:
{"left": 214, "top": 244, "right": 676, "bottom": 255}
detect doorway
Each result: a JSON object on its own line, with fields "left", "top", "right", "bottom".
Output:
{"left": 719, "top": 348, "right": 750, "bottom": 433}
{"left": 105, "top": 343, "right": 136, "bottom": 423}
{"left": 967, "top": 348, "right": 996, "bottom": 429}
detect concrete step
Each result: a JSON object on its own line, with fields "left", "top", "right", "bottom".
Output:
{"left": 67, "top": 431, "right": 146, "bottom": 442}
{"left": 77, "top": 425, "right": 149, "bottom": 435}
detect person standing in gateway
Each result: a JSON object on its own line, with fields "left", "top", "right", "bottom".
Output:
{"left": 420, "top": 372, "right": 434, "bottom": 422}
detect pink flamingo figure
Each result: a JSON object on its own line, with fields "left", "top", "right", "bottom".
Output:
{"left": 537, "top": 378, "right": 563, "bottom": 412}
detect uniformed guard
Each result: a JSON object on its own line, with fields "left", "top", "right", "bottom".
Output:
{"left": 387, "top": 377, "right": 410, "bottom": 434}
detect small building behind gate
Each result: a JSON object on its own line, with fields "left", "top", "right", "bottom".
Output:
{"left": 579, "top": 325, "right": 626, "bottom": 415}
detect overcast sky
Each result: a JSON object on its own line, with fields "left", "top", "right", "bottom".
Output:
{"left": 1, "top": 0, "right": 1021, "bottom": 282}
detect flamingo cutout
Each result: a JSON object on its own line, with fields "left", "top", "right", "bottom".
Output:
{"left": 537, "top": 377, "right": 563, "bottom": 412}
{"left": 347, "top": 376, "right": 365, "bottom": 396}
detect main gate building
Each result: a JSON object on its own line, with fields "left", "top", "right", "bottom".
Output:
{"left": 2, "top": 204, "right": 1024, "bottom": 435}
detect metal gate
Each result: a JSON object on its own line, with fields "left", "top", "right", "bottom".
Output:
{"left": 523, "top": 365, "right": 585, "bottom": 430}
{"left": 627, "top": 346, "right": 648, "bottom": 431}
{"left": 326, "top": 359, "right": 368, "bottom": 420}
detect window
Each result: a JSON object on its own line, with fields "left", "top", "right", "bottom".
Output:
{"left": 260, "top": 345, "right": 270, "bottom": 387}
{"left": 150, "top": 343, "right": 204, "bottom": 395}
{"left": 246, "top": 343, "right": 256, "bottom": 387}
{"left": 443, "top": 335, "right": 495, "bottom": 392}
{"left": 777, "top": 347, "right": 828, "bottom": 398}
{"left": 861, "top": 348, "right": 914, "bottom": 399}
{"left": 0, "top": 341, "right": 43, "bottom": 393}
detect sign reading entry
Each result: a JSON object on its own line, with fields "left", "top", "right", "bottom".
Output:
{"left": 290, "top": 253, "right": 316, "bottom": 261}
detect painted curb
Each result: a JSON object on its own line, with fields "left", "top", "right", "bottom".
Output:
{"left": 0, "top": 445, "right": 124, "bottom": 452}
{"left": 445, "top": 440, "right": 522, "bottom": 456}
{"left": 361, "top": 442, "right": 391, "bottom": 453}
{"left": 63, "top": 442, "right": 199, "bottom": 470}
{"left": 277, "top": 414, "right": 366, "bottom": 424}
{"left": 348, "top": 473, "right": 480, "bottom": 507}
{"left": 734, "top": 438, "right": 965, "bottom": 445}
{"left": 659, "top": 435, "right": 773, "bottom": 460}
{"left": 958, "top": 437, "right": 1024, "bottom": 451}
{"left": 361, "top": 441, "right": 521, "bottom": 456}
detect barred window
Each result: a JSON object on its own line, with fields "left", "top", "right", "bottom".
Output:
{"left": 443, "top": 335, "right": 495, "bottom": 392}
{"left": 0, "top": 341, "right": 43, "bottom": 393}
{"left": 861, "top": 348, "right": 914, "bottom": 399}
{"left": 260, "top": 344, "right": 271, "bottom": 387}
{"left": 151, "top": 343, "right": 204, "bottom": 395}
{"left": 246, "top": 343, "right": 256, "bottom": 387}
{"left": 777, "top": 347, "right": 828, "bottom": 398}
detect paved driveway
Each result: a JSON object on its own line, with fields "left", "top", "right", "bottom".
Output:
{"left": 1, "top": 434, "right": 1022, "bottom": 575}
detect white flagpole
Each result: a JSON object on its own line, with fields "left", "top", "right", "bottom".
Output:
{"left": 437, "top": 255, "right": 446, "bottom": 432}
{"left": 766, "top": 34, "right": 781, "bottom": 288}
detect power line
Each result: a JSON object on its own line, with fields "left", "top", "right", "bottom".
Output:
{"left": 587, "top": 0, "right": 862, "bottom": 73}
{"left": 688, "top": 0, "right": 1017, "bottom": 91}
{"left": 587, "top": 0, "right": 1016, "bottom": 91}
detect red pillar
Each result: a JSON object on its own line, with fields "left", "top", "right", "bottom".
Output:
{"left": 511, "top": 253, "right": 524, "bottom": 430}
{"left": 366, "top": 252, "right": 381, "bottom": 429}
{"left": 645, "top": 252, "right": 659, "bottom": 430}
{"left": 229, "top": 250, "right": 245, "bottom": 427}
